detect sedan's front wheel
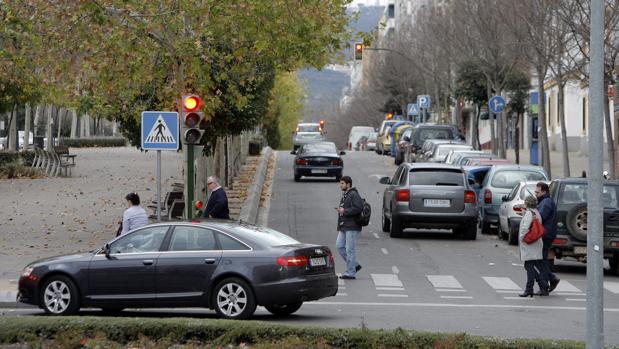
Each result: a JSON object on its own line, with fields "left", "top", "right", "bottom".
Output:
{"left": 40, "top": 275, "right": 80, "bottom": 315}
{"left": 265, "top": 302, "right": 303, "bottom": 316}
{"left": 213, "top": 278, "right": 256, "bottom": 320}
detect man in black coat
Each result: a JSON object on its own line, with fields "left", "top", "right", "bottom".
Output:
{"left": 335, "top": 176, "right": 363, "bottom": 279}
{"left": 200, "top": 176, "right": 230, "bottom": 219}
{"left": 535, "top": 182, "right": 560, "bottom": 292}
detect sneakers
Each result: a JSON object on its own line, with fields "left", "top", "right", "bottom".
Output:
{"left": 339, "top": 275, "right": 355, "bottom": 280}
{"left": 549, "top": 278, "right": 560, "bottom": 292}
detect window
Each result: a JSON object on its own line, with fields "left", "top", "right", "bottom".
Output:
{"left": 506, "top": 184, "right": 520, "bottom": 201}
{"left": 391, "top": 166, "right": 403, "bottom": 184}
{"left": 519, "top": 184, "right": 537, "bottom": 200}
{"left": 217, "top": 233, "right": 250, "bottom": 250}
{"left": 409, "top": 169, "right": 464, "bottom": 186}
{"left": 388, "top": 4, "right": 395, "bottom": 18}
{"left": 298, "top": 125, "right": 320, "bottom": 132}
{"left": 169, "top": 226, "right": 217, "bottom": 251}
{"left": 491, "top": 171, "right": 547, "bottom": 189}
{"left": 418, "top": 128, "right": 453, "bottom": 141}
{"left": 302, "top": 143, "right": 336, "bottom": 154}
{"left": 228, "top": 225, "right": 298, "bottom": 247}
{"left": 110, "top": 226, "right": 168, "bottom": 254}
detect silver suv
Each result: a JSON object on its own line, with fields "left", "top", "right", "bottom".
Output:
{"left": 380, "top": 163, "right": 478, "bottom": 239}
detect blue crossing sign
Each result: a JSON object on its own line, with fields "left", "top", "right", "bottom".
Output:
{"left": 141, "top": 111, "right": 179, "bottom": 150}
{"left": 488, "top": 96, "right": 506, "bottom": 114}
{"left": 407, "top": 103, "right": 419, "bottom": 116}
{"left": 417, "top": 95, "right": 431, "bottom": 109}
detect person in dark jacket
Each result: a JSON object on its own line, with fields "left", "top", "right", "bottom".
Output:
{"left": 335, "top": 176, "right": 363, "bottom": 279}
{"left": 200, "top": 176, "right": 230, "bottom": 219}
{"left": 535, "top": 182, "right": 560, "bottom": 292}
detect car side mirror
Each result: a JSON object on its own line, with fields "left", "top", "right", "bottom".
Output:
{"left": 501, "top": 195, "right": 507, "bottom": 202}
{"left": 104, "top": 243, "right": 111, "bottom": 259}
{"left": 339, "top": 151, "right": 346, "bottom": 155}
{"left": 379, "top": 177, "right": 391, "bottom": 185}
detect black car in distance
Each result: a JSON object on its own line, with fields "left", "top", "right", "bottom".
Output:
{"left": 18, "top": 221, "right": 338, "bottom": 319}
{"left": 293, "top": 141, "right": 345, "bottom": 182}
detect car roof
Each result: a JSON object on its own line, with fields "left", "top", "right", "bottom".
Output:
{"left": 552, "top": 177, "right": 619, "bottom": 184}
{"left": 490, "top": 164, "right": 546, "bottom": 171}
{"left": 405, "top": 163, "right": 464, "bottom": 171}
{"left": 298, "top": 122, "right": 319, "bottom": 126}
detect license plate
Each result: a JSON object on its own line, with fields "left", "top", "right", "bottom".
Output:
{"left": 574, "top": 246, "right": 587, "bottom": 255}
{"left": 311, "top": 169, "right": 327, "bottom": 174}
{"left": 310, "top": 257, "right": 326, "bottom": 267}
{"left": 424, "top": 199, "right": 450, "bottom": 207}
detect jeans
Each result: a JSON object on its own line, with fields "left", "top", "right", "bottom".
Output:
{"left": 542, "top": 238, "right": 558, "bottom": 283}
{"left": 336, "top": 230, "right": 360, "bottom": 276}
{"left": 524, "top": 260, "right": 548, "bottom": 293}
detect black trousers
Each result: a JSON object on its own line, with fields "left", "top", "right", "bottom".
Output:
{"left": 524, "top": 260, "right": 548, "bottom": 292}
{"left": 542, "top": 238, "right": 558, "bottom": 283}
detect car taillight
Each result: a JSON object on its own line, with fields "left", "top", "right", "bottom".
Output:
{"left": 611, "top": 241, "right": 619, "bottom": 247}
{"left": 513, "top": 205, "right": 523, "bottom": 212}
{"left": 331, "top": 159, "right": 342, "bottom": 166}
{"left": 328, "top": 253, "right": 334, "bottom": 266}
{"left": 348, "top": 142, "right": 352, "bottom": 150}
{"left": 553, "top": 238, "right": 568, "bottom": 245}
{"left": 464, "top": 190, "right": 476, "bottom": 204}
{"left": 296, "top": 159, "right": 308, "bottom": 165}
{"left": 396, "top": 189, "right": 410, "bottom": 202}
{"left": 484, "top": 189, "right": 492, "bottom": 204}
{"left": 277, "top": 255, "right": 308, "bottom": 267}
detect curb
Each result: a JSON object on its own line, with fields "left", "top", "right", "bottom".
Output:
{"left": 239, "top": 147, "right": 272, "bottom": 224}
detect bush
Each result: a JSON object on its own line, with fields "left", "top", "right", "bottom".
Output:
{"left": 0, "top": 163, "right": 42, "bottom": 179}
{"left": 0, "top": 151, "right": 35, "bottom": 167}
{"left": 61, "top": 137, "right": 127, "bottom": 148}
{"left": 0, "top": 317, "right": 589, "bottom": 349}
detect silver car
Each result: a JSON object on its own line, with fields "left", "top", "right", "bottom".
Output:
{"left": 426, "top": 143, "right": 473, "bottom": 163}
{"left": 380, "top": 163, "right": 479, "bottom": 240}
{"left": 445, "top": 150, "right": 487, "bottom": 164}
{"left": 498, "top": 181, "right": 546, "bottom": 245}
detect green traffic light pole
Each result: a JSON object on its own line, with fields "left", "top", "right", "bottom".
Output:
{"left": 186, "top": 144, "right": 194, "bottom": 219}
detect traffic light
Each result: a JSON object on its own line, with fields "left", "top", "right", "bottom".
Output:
{"left": 181, "top": 95, "right": 204, "bottom": 144}
{"left": 319, "top": 119, "right": 325, "bottom": 130}
{"left": 386, "top": 112, "right": 394, "bottom": 120}
{"left": 354, "top": 43, "right": 363, "bottom": 60}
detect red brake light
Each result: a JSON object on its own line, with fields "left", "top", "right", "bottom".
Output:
{"left": 553, "top": 238, "right": 568, "bottom": 245}
{"left": 331, "top": 159, "right": 342, "bottom": 166}
{"left": 277, "top": 255, "right": 308, "bottom": 267}
{"left": 611, "top": 241, "right": 619, "bottom": 248}
{"left": 296, "top": 159, "right": 308, "bottom": 165}
{"left": 464, "top": 190, "right": 476, "bottom": 204}
{"left": 484, "top": 189, "right": 492, "bottom": 204}
{"left": 513, "top": 205, "right": 523, "bottom": 212}
{"left": 396, "top": 189, "right": 410, "bottom": 202}
{"left": 328, "top": 253, "right": 334, "bottom": 266}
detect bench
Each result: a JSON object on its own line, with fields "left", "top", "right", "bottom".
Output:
{"left": 148, "top": 190, "right": 184, "bottom": 219}
{"left": 31, "top": 146, "right": 76, "bottom": 177}
{"left": 150, "top": 199, "right": 185, "bottom": 221}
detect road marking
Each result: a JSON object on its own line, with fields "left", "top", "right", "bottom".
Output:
{"left": 566, "top": 298, "right": 586, "bottom": 302}
{"left": 604, "top": 281, "right": 619, "bottom": 294}
{"left": 482, "top": 276, "right": 521, "bottom": 291}
{"left": 376, "top": 287, "right": 405, "bottom": 291}
{"left": 371, "top": 274, "right": 403, "bottom": 288}
{"left": 338, "top": 286, "right": 346, "bottom": 290}
{"left": 495, "top": 290, "right": 519, "bottom": 294}
{"left": 440, "top": 296, "right": 473, "bottom": 299}
{"left": 377, "top": 294, "right": 409, "bottom": 298}
{"left": 436, "top": 289, "right": 468, "bottom": 293}
{"left": 556, "top": 292, "right": 585, "bottom": 296}
{"left": 338, "top": 278, "right": 345, "bottom": 286}
{"left": 427, "top": 275, "right": 463, "bottom": 289}
{"left": 336, "top": 293, "right": 348, "bottom": 296}
{"left": 503, "top": 297, "right": 534, "bottom": 300}
{"left": 307, "top": 301, "right": 619, "bottom": 312}
{"left": 373, "top": 233, "right": 380, "bottom": 239}
{"left": 554, "top": 280, "right": 583, "bottom": 293}
{"left": 392, "top": 266, "right": 399, "bottom": 274}
{"left": 381, "top": 248, "right": 389, "bottom": 255}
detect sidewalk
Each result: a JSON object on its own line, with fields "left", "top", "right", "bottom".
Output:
{"left": 505, "top": 149, "right": 609, "bottom": 179}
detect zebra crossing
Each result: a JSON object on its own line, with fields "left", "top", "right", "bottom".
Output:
{"left": 335, "top": 273, "right": 619, "bottom": 302}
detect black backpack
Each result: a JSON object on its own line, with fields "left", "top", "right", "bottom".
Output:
{"left": 356, "top": 198, "right": 371, "bottom": 227}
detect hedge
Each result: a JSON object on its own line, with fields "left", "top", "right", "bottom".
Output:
{"left": 0, "top": 150, "right": 35, "bottom": 167}
{"left": 0, "top": 317, "right": 592, "bottom": 349}
{"left": 61, "top": 137, "right": 127, "bottom": 148}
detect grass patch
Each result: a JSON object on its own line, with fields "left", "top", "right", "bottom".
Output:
{"left": 0, "top": 317, "right": 593, "bottom": 349}
{"left": 0, "top": 162, "right": 43, "bottom": 179}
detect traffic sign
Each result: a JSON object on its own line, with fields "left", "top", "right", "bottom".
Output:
{"left": 488, "top": 96, "right": 506, "bottom": 114}
{"left": 407, "top": 103, "right": 419, "bottom": 116}
{"left": 141, "top": 111, "right": 179, "bottom": 150}
{"left": 417, "top": 95, "right": 431, "bottom": 108}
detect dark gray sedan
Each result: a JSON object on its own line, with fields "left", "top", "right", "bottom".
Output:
{"left": 17, "top": 221, "right": 337, "bottom": 319}
{"left": 293, "top": 142, "right": 345, "bottom": 182}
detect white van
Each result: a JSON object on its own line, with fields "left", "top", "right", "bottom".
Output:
{"left": 347, "top": 126, "right": 375, "bottom": 151}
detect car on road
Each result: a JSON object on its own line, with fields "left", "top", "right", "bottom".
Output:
{"left": 463, "top": 157, "right": 512, "bottom": 166}
{"left": 406, "top": 124, "right": 463, "bottom": 162}
{"left": 498, "top": 181, "right": 546, "bottom": 245}
{"left": 17, "top": 221, "right": 338, "bottom": 318}
{"left": 364, "top": 132, "right": 378, "bottom": 151}
{"left": 453, "top": 153, "right": 498, "bottom": 166}
{"left": 444, "top": 150, "right": 487, "bottom": 165}
{"left": 425, "top": 143, "right": 472, "bottom": 163}
{"left": 347, "top": 126, "right": 374, "bottom": 151}
{"left": 549, "top": 178, "right": 619, "bottom": 275}
{"left": 394, "top": 128, "right": 414, "bottom": 164}
{"left": 380, "top": 163, "right": 478, "bottom": 240}
{"left": 416, "top": 139, "right": 456, "bottom": 163}
{"left": 478, "top": 165, "right": 548, "bottom": 235}
{"left": 293, "top": 142, "right": 344, "bottom": 182}
{"left": 376, "top": 120, "right": 399, "bottom": 155}
{"left": 293, "top": 123, "right": 325, "bottom": 151}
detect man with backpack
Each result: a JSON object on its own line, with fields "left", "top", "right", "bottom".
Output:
{"left": 335, "top": 176, "right": 366, "bottom": 279}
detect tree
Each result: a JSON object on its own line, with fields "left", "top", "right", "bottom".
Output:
{"left": 455, "top": 60, "right": 488, "bottom": 150}
{"left": 504, "top": 70, "right": 530, "bottom": 164}
{"left": 264, "top": 72, "right": 306, "bottom": 149}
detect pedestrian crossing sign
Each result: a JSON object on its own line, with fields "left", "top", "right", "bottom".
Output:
{"left": 141, "top": 111, "right": 179, "bottom": 150}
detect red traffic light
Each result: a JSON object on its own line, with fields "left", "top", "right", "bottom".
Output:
{"left": 184, "top": 112, "right": 201, "bottom": 128}
{"left": 183, "top": 95, "right": 201, "bottom": 112}
{"left": 354, "top": 43, "right": 363, "bottom": 60}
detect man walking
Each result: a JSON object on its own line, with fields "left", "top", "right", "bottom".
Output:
{"left": 200, "top": 176, "right": 230, "bottom": 219}
{"left": 335, "top": 176, "right": 363, "bottom": 279}
{"left": 535, "top": 182, "right": 560, "bottom": 292}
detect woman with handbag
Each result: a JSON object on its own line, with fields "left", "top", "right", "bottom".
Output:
{"left": 518, "top": 195, "right": 549, "bottom": 297}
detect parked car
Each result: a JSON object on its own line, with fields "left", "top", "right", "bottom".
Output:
{"left": 445, "top": 150, "right": 487, "bottom": 165}
{"left": 463, "top": 157, "right": 512, "bottom": 166}
{"left": 478, "top": 165, "right": 549, "bottom": 235}
{"left": 416, "top": 139, "right": 456, "bottom": 162}
{"left": 355, "top": 135, "right": 368, "bottom": 151}
{"left": 379, "top": 163, "right": 478, "bottom": 240}
{"left": 453, "top": 153, "right": 498, "bottom": 166}
{"left": 464, "top": 165, "right": 492, "bottom": 199}
{"left": 364, "top": 132, "right": 378, "bottom": 151}
{"left": 17, "top": 221, "right": 338, "bottom": 318}
{"left": 498, "top": 181, "right": 547, "bottom": 245}
{"left": 293, "top": 142, "right": 344, "bottom": 182}
{"left": 347, "top": 126, "right": 374, "bottom": 151}
{"left": 394, "top": 128, "right": 414, "bottom": 165}
{"left": 549, "top": 178, "right": 619, "bottom": 275}
{"left": 376, "top": 120, "right": 399, "bottom": 155}
{"left": 293, "top": 123, "right": 324, "bottom": 151}
{"left": 406, "top": 124, "right": 462, "bottom": 162}
{"left": 425, "top": 143, "right": 472, "bottom": 163}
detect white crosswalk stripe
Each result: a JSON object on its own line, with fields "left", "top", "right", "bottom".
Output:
{"left": 482, "top": 276, "right": 521, "bottom": 291}
{"left": 554, "top": 280, "right": 583, "bottom": 293}
{"left": 427, "top": 275, "right": 464, "bottom": 289}
{"left": 371, "top": 273, "right": 403, "bottom": 288}
{"left": 604, "top": 281, "right": 619, "bottom": 294}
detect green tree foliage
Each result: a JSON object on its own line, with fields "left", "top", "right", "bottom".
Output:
{"left": 504, "top": 70, "right": 529, "bottom": 116}
{"left": 264, "top": 72, "right": 306, "bottom": 150}
{"left": 454, "top": 60, "right": 488, "bottom": 105}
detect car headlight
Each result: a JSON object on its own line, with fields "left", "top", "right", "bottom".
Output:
{"left": 21, "top": 266, "right": 34, "bottom": 277}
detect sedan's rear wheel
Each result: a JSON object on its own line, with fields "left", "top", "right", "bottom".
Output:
{"left": 294, "top": 174, "right": 301, "bottom": 182}
{"left": 480, "top": 221, "right": 492, "bottom": 235}
{"left": 265, "top": 302, "right": 303, "bottom": 316}
{"left": 40, "top": 275, "right": 80, "bottom": 315}
{"left": 462, "top": 225, "right": 477, "bottom": 240}
{"left": 213, "top": 278, "right": 256, "bottom": 320}
{"left": 610, "top": 254, "right": 619, "bottom": 276}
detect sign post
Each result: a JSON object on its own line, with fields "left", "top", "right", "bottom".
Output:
{"left": 417, "top": 95, "right": 431, "bottom": 123}
{"left": 407, "top": 103, "right": 420, "bottom": 123}
{"left": 141, "top": 111, "right": 180, "bottom": 221}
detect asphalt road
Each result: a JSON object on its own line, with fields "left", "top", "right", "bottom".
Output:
{"left": 5, "top": 150, "right": 619, "bottom": 343}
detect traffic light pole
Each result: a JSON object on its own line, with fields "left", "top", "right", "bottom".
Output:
{"left": 186, "top": 144, "right": 194, "bottom": 219}
{"left": 156, "top": 150, "right": 162, "bottom": 222}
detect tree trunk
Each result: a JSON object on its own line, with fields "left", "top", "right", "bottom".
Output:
{"left": 474, "top": 104, "right": 481, "bottom": 150}
{"left": 56, "top": 107, "right": 65, "bottom": 140}
{"left": 7, "top": 106, "right": 18, "bottom": 151}
{"left": 487, "top": 82, "right": 496, "bottom": 154}
{"left": 537, "top": 73, "right": 551, "bottom": 178}
{"left": 604, "top": 94, "right": 615, "bottom": 179}
{"left": 45, "top": 105, "right": 53, "bottom": 151}
{"left": 23, "top": 103, "right": 31, "bottom": 151}
{"left": 558, "top": 82, "right": 570, "bottom": 178}
{"left": 33, "top": 105, "right": 41, "bottom": 137}
{"left": 515, "top": 112, "right": 521, "bottom": 164}
{"left": 70, "top": 109, "right": 77, "bottom": 138}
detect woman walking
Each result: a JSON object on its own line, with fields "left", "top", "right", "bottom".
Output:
{"left": 519, "top": 195, "right": 549, "bottom": 297}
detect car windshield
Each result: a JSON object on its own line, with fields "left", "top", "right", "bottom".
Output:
{"left": 409, "top": 169, "right": 464, "bottom": 186}
{"left": 298, "top": 125, "right": 320, "bottom": 132}
{"left": 519, "top": 184, "right": 537, "bottom": 199}
{"left": 560, "top": 184, "right": 619, "bottom": 208}
{"left": 230, "top": 225, "right": 299, "bottom": 247}
{"left": 302, "top": 143, "right": 337, "bottom": 153}
{"left": 491, "top": 170, "right": 547, "bottom": 189}
{"left": 418, "top": 128, "right": 453, "bottom": 141}
{"left": 298, "top": 133, "right": 322, "bottom": 139}
{"left": 368, "top": 133, "right": 377, "bottom": 141}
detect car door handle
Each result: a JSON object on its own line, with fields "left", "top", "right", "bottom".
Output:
{"left": 204, "top": 258, "right": 217, "bottom": 264}
{"left": 142, "top": 259, "right": 154, "bottom": 265}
